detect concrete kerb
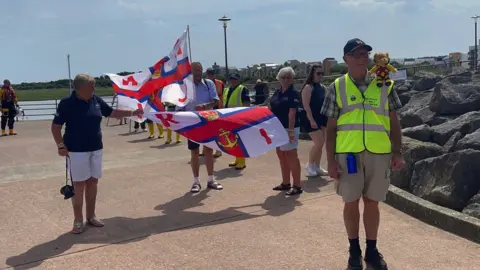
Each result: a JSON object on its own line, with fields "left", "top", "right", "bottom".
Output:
{"left": 386, "top": 185, "right": 480, "bottom": 244}
{"left": 299, "top": 135, "right": 480, "bottom": 244}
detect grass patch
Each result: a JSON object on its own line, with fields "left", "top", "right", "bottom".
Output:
{"left": 16, "top": 87, "right": 114, "bottom": 101}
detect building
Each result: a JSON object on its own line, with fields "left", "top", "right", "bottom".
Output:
{"left": 322, "top": 58, "right": 338, "bottom": 75}
{"left": 468, "top": 40, "right": 480, "bottom": 70}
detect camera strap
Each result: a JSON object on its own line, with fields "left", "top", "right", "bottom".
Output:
{"left": 65, "top": 156, "right": 74, "bottom": 186}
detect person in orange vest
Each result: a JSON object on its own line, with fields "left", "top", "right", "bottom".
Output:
{"left": 201, "top": 68, "right": 224, "bottom": 158}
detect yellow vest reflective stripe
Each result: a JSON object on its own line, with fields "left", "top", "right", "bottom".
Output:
{"left": 223, "top": 85, "right": 244, "bottom": 108}
{"left": 334, "top": 75, "right": 392, "bottom": 154}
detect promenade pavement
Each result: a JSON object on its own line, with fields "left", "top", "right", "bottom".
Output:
{"left": 0, "top": 120, "right": 479, "bottom": 270}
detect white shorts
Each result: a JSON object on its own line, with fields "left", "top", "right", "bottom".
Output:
{"left": 279, "top": 127, "right": 300, "bottom": 151}
{"left": 67, "top": 150, "right": 103, "bottom": 182}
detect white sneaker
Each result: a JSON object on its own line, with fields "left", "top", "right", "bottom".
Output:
{"left": 305, "top": 164, "right": 318, "bottom": 177}
{"left": 315, "top": 165, "right": 329, "bottom": 176}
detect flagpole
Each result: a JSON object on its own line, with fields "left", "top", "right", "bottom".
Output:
{"left": 187, "top": 25, "right": 192, "bottom": 62}
{"left": 67, "top": 54, "right": 72, "bottom": 94}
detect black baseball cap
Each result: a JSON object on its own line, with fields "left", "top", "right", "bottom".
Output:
{"left": 206, "top": 68, "right": 215, "bottom": 75}
{"left": 229, "top": 73, "right": 241, "bottom": 80}
{"left": 343, "top": 38, "right": 372, "bottom": 56}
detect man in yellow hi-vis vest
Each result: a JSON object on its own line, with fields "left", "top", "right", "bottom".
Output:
{"left": 321, "top": 38, "right": 405, "bottom": 270}
{"left": 223, "top": 73, "right": 250, "bottom": 170}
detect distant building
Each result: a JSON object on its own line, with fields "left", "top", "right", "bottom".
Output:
{"left": 322, "top": 57, "right": 338, "bottom": 75}
{"left": 468, "top": 40, "right": 480, "bottom": 70}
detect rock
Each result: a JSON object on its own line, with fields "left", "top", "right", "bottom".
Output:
{"left": 443, "top": 131, "right": 462, "bottom": 152}
{"left": 429, "top": 80, "right": 480, "bottom": 115}
{"left": 398, "top": 90, "right": 416, "bottom": 105}
{"left": 402, "top": 124, "right": 432, "bottom": 142}
{"left": 443, "top": 72, "right": 472, "bottom": 84}
{"left": 410, "top": 149, "right": 480, "bottom": 211}
{"left": 399, "top": 91, "right": 436, "bottom": 128}
{"left": 412, "top": 71, "right": 444, "bottom": 91}
{"left": 394, "top": 80, "right": 414, "bottom": 93}
{"left": 462, "top": 193, "right": 480, "bottom": 219}
{"left": 425, "top": 115, "right": 459, "bottom": 126}
{"left": 431, "top": 111, "right": 480, "bottom": 145}
{"left": 391, "top": 137, "right": 445, "bottom": 189}
{"left": 453, "top": 128, "right": 480, "bottom": 151}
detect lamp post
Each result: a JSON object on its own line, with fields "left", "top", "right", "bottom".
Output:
{"left": 472, "top": 15, "right": 479, "bottom": 71}
{"left": 218, "top": 15, "right": 231, "bottom": 80}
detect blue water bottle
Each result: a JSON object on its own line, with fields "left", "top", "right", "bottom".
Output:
{"left": 346, "top": 153, "right": 357, "bottom": 174}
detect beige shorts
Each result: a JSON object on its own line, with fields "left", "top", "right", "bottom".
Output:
{"left": 334, "top": 151, "right": 391, "bottom": 203}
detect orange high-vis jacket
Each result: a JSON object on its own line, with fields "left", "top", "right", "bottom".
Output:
{"left": 214, "top": 79, "right": 225, "bottom": 108}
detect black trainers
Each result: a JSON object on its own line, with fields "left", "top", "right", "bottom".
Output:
{"left": 347, "top": 248, "right": 363, "bottom": 270}
{"left": 365, "top": 249, "right": 388, "bottom": 270}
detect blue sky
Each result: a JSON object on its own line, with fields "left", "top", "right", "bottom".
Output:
{"left": 1, "top": 0, "right": 479, "bottom": 83}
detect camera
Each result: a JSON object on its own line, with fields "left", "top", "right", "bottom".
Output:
{"left": 60, "top": 185, "right": 75, "bottom": 200}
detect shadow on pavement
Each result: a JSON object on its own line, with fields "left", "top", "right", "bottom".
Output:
{"left": 6, "top": 189, "right": 303, "bottom": 269}
{"left": 214, "top": 167, "right": 244, "bottom": 180}
{"left": 150, "top": 142, "right": 182, "bottom": 150}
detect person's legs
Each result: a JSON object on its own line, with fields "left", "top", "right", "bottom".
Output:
{"left": 188, "top": 140, "right": 201, "bottom": 193}
{"left": 311, "top": 128, "right": 327, "bottom": 175}
{"left": 68, "top": 152, "right": 93, "bottom": 234}
{"left": 286, "top": 149, "right": 301, "bottom": 186}
{"left": 235, "top": 157, "right": 246, "bottom": 170}
{"left": 306, "top": 129, "right": 322, "bottom": 176}
{"left": 335, "top": 152, "right": 365, "bottom": 269}
{"left": 166, "top": 129, "right": 173, "bottom": 143}
{"left": 213, "top": 150, "right": 222, "bottom": 158}
{"left": 175, "top": 132, "right": 182, "bottom": 143}
{"left": 203, "top": 146, "right": 222, "bottom": 190}
{"left": 140, "top": 121, "right": 146, "bottom": 131}
{"left": 85, "top": 150, "right": 104, "bottom": 227}
{"left": 273, "top": 147, "right": 291, "bottom": 188}
{"left": 156, "top": 124, "right": 164, "bottom": 138}
{"left": 1, "top": 115, "right": 7, "bottom": 135}
{"left": 147, "top": 122, "right": 155, "bottom": 138}
{"left": 7, "top": 114, "right": 16, "bottom": 135}
{"left": 134, "top": 121, "right": 140, "bottom": 131}
{"left": 362, "top": 152, "right": 391, "bottom": 269}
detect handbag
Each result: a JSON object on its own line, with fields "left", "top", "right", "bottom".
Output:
{"left": 60, "top": 156, "right": 75, "bottom": 200}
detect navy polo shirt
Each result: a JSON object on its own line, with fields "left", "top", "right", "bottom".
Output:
{"left": 52, "top": 91, "right": 113, "bottom": 152}
{"left": 269, "top": 85, "right": 300, "bottom": 128}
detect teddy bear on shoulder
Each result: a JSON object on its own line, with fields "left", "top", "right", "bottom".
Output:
{"left": 368, "top": 52, "right": 398, "bottom": 87}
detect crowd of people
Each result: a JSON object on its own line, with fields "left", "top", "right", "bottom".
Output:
{"left": 49, "top": 38, "right": 404, "bottom": 270}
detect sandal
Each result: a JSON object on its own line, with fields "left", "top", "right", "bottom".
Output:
{"left": 207, "top": 181, "right": 223, "bottom": 190}
{"left": 273, "top": 183, "right": 291, "bottom": 191}
{"left": 71, "top": 221, "right": 84, "bottom": 234}
{"left": 286, "top": 185, "right": 303, "bottom": 196}
{"left": 190, "top": 183, "right": 201, "bottom": 193}
{"left": 87, "top": 217, "right": 105, "bottom": 227}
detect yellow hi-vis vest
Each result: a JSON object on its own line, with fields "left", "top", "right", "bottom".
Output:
{"left": 334, "top": 74, "right": 393, "bottom": 154}
{"left": 223, "top": 84, "right": 244, "bottom": 108}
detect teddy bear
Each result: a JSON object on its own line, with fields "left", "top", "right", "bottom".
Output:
{"left": 368, "top": 52, "right": 398, "bottom": 87}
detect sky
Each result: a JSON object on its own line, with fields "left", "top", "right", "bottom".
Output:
{"left": 1, "top": 0, "right": 480, "bottom": 83}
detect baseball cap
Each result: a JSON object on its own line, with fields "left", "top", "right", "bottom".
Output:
{"left": 206, "top": 68, "right": 215, "bottom": 75}
{"left": 343, "top": 38, "right": 372, "bottom": 56}
{"left": 229, "top": 73, "right": 241, "bottom": 80}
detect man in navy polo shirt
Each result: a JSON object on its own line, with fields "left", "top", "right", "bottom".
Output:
{"left": 51, "top": 73, "right": 142, "bottom": 234}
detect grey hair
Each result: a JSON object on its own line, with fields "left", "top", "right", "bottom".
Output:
{"left": 73, "top": 73, "right": 95, "bottom": 90}
{"left": 276, "top": 67, "right": 295, "bottom": 80}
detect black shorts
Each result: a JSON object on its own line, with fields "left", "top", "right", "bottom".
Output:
{"left": 302, "top": 114, "right": 327, "bottom": 133}
{"left": 188, "top": 140, "right": 200, "bottom": 150}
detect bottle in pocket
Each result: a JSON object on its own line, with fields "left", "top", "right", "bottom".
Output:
{"left": 346, "top": 153, "right": 357, "bottom": 174}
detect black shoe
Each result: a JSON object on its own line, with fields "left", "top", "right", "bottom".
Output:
{"left": 365, "top": 249, "right": 388, "bottom": 270}
{"left": 347, "top": 248, "right": 363, "bottom": 270}
{"left": 347, "top": 249, "right": 363, "bottom": 270}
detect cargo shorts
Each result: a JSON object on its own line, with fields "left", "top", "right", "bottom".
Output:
{"left": 334, "top": 151, "right": 392, "bottom": 203}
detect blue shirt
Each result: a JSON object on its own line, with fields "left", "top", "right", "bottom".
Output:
{"left": 270, "top": 85, "right": 300, "bottom": 128}
{"left": 52, "top": 91, "right": 113, "bottom": 152}
{"left": 183, "top": 79, "right": 219, "bottom": 111}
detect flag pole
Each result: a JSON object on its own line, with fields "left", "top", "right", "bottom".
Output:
{"left": 187, "top": 25, "right": 192, "bottom": 62}
{"left": 67, "top": 54, "right": 72, "bottom": 94}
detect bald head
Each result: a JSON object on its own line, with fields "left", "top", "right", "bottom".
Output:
{"left": 191, "top": 62, "right": 203, "bottom": 83}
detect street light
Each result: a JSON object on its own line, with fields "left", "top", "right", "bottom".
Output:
{"left": 218, "top": 15, "right": 231, "bottom": 80}
{"left": 472, "top": 15, "right": 479, "bottom": 71}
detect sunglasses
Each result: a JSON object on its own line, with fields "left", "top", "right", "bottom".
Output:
{"left": 315, "top": 71, "right": 324, "bottom": 76}
{"left": 347, "top": 51, "right": 370, "bottom": 59}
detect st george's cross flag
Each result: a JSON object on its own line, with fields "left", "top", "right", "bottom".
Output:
{"left": 145, "top": 107, "right": 289, "bottom": 158}
{"left": 105, "top": 30, "right": 194, "bottom": 122}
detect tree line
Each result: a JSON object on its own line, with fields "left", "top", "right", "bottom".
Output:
{"left": 11, "top": 60, "right": 426, "bottom": 91}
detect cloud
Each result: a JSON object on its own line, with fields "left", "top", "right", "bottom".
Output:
{"left": 143, "top": 19, "right": 167, "bottom": 27}
{"left": 428, "top": 0, "right": 480, "bottom": 13}
{"left": 117, "top": 0, "right": 305, "bottom": 18}
{"left": 339, "top": 0, "right": 406, "bottom": 11}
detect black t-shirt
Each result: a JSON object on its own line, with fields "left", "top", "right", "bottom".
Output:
{"left": 254, "top": 83, "right": 268, "bottom": 104}
{"left": 52, "top": 92, "right": 113, "bottom": 152}
{"left": 269, "top": 85, "right": 300, "bottom": 128}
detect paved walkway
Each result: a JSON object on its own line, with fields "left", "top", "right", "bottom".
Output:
{"left": 0, "top": 120, "right": 479, "bottom": 270}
